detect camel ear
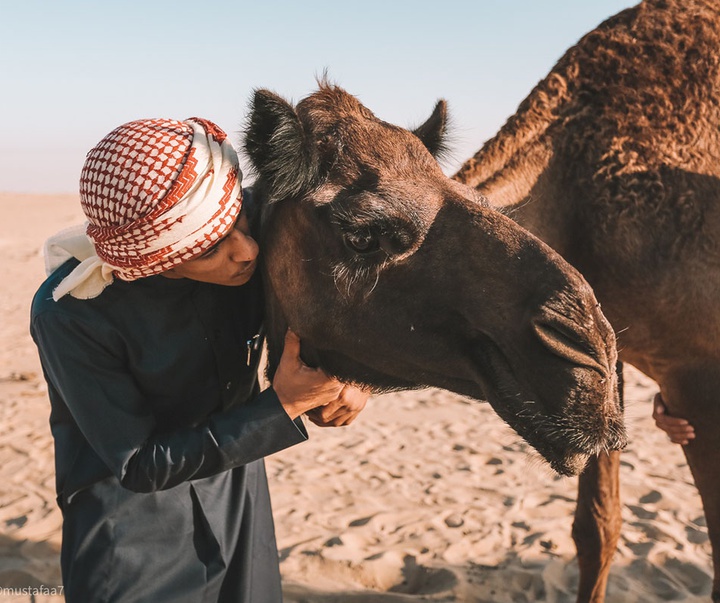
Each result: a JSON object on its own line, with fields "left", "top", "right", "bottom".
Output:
{"left": 244, "top": 89, "right": 320, "bottom": 201}
{"left": 412, "top": 100, "right": 450, "bottom": 159}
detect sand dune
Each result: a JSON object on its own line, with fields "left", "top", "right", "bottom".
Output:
{"left": 0, "top": 193, "right": 712, "bottom": 602}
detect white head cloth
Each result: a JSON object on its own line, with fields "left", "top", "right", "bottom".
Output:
{"left": 44, "top": 117, "right": 242, "bottom": 301}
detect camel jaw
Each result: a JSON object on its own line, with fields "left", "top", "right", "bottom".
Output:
{"left": 286, "top": 331, "right": 627, "bottom": 478}
{"left": 470, "top": 334, "right": 627, "bottom": 477}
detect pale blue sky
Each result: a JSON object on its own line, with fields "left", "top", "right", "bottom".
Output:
{"left": 2, "top": 1, "right": 637, "bottom": 193}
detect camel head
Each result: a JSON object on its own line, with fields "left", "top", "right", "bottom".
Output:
{"left": 243, "top": 82, "right": 626, "bottom": 476}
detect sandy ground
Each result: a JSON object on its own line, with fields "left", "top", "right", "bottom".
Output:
{"left": 0, "top": 192, "right": 712, "bottom": 602}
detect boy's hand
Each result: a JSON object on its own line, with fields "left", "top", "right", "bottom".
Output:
{"left": 306, "top": 385, "right": 370, "bottom": 427}
{"left": 272, "top": 330, "right": 344, "bottom": 420}
{"left": 652, "top": 393, "right": 695, "bottom": 445}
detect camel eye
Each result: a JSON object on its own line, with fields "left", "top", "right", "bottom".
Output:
{"left": 343, "top": 230, "right": 379, "bottom": 254}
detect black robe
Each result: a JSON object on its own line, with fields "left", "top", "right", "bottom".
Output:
{"left": 31, "top": 260, "right": 306, "bottom": 602}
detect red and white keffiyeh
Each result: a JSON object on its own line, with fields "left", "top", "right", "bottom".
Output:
{"left": 44, "top": 117, "right": 242, "bottom": 300}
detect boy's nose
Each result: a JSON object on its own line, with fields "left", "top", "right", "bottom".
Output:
{"left": 229, "top": 229, "right": 259, "bottom": 262}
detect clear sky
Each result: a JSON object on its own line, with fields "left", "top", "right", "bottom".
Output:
{"left": 2, "top": 0, "right": 637, "bottom": 194}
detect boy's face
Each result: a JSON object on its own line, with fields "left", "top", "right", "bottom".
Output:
{"left": 163, "top": 212, "right": 259, "bottom": 286}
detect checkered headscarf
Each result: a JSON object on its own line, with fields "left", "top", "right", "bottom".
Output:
{"left": 44, "top": 117, "right": 242, "bottom": 300}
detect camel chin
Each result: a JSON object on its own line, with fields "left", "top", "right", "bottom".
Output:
{"left": 470, "top": 333, "right": 626, "bottom": 477}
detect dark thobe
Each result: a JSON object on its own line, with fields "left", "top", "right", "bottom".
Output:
{"left": 31, "top": 260, "right": 306, "bottom": 603}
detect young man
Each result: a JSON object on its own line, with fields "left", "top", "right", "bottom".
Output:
{"left": 31, "top": 117, "right": 367, "bottom": 602}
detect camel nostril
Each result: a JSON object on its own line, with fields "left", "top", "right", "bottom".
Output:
{"left": 532, "top": 317, "right": 605, "bottom": 371}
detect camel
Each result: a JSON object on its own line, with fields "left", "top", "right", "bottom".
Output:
{"left": 241, "top": 84, "right": 627, "bottom": 483}
{"left": 452, "top": 0, "right": 720, "bottom": 600}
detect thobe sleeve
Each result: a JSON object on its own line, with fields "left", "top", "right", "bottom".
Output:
{"left": 32, "top": 310, "right": 307, "bottom": 494}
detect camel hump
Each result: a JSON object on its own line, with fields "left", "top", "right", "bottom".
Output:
{"left": 457, "top": 0, "right": 720, "bottom": 264}
{"left": 456, "top": 0, "right": 720, "bottom": 187}
{"left": 559, "top": 0, "right": 720, "bottom": 259}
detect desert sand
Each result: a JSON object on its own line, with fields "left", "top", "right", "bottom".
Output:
{"left": 0, "top": 192, "right": 712, "bottom": 602}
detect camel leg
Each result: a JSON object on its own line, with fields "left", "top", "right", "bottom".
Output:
{"left": 682, "top": 445, "right": 720, "bottom": 602}
{"left": 662, "top": 368, "right": 720, "bottom": 601}
{"left": 572, "top": 450, "right": 622, "bottom": 603}
{"left": 572, "top": 361, "right": 624, "bottom": 603}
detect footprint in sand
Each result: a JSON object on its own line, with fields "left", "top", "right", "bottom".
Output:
{"left": 5, "top": 515, "right": 28, "bottom": 528}
{"left": 626, "top": 541, "right": 655, "bottom": 557}
{"left": 627, "top": 504, "right": 658, "bottom": 520}
{"left": 663, "top": 557, "right": 712, "bottom": 596}
{"left": 382, "top": 554, "right": 457, "bottom": 596}
{"left": 685, "top": 524, "right": 709, "bottom": 545}
{"left": 639, "top": 489, "right": 662, "bottom": 504}
{"left": 685, "top": 515, "right": 709, "bottom": 544}
{"left": 630, "top": 560, "right": 686, "bottom": 601}
{"left": 348, "top": 515, "right": 374, "bottom": 528}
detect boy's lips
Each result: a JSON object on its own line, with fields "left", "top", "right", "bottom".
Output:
{"left": 235, "top": 259, "right": 257, "bottom": 277}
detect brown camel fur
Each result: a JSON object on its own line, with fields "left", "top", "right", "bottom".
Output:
{"left": 242, "top": 82, "right": 627, "bottom": 480}
{"left": 454, "top": 0, "right": 720, "bottom": 600}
